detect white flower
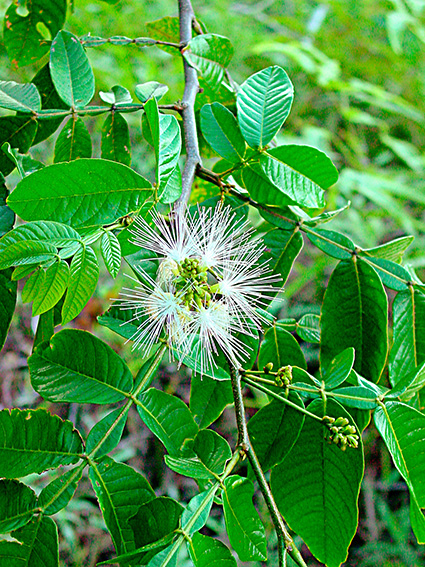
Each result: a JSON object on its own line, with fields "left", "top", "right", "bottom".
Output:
{"left": 119, "top": 204, "right": 281, "bottom": 375}
{"left": 118, "top": 269, "right": 192, "bottom": 354}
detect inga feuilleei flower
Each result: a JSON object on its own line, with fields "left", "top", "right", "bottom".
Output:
{"left": 117, "top": 205, "right": 281, "bottom": 376}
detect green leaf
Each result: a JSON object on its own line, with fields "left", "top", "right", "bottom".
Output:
{"left": 0, "top": 408, "right": 83, "bottom": 478}
{"left": 389, "top": 288, "right": 425, "bottom": 387}
{"left": 306, "top": 228, "right": 354, "bottom": 260}
{"left": 271, "top": 399, "right": 364, "bottom": 567}
{"left": 0, "top": 480, "right": 37, "bottom": 534}
{"left": 143, "top": 98, "right": 182, "bottom": 204}
{"left": 135, "top": 82, "right": 169, "bottom": 103}
{"left": 29, "top": 329, "right": 133, "bottom": 403}
{"left": 89, "top": 456, "right": 156, "bottom": 555}
{"left": 0, "top": 80, "right": 41, "bottom": 113}
{"left": 31, "top": 260, "right": 69, "bottom": 316}
{"left": 86, "top": 406, "right": 129, "bottom": 458}
{"left": 8, "top": 159, "right": 152, "bottom": 228}
{"left": 194, "top": 429, "right": 232, "bottom": 475}
{"left": 322, "top": 347, "right": 355, "bottom": 389}
{"left": 3, "top": 0, "right": 66, "bottom": 67}
{"left": 236, "top": 66, "right": 293, "bottom": 149}
{"left": 101, "top": 231, "right": 121, "bottom": 279}
{"left": 190, "top": 373, "right": 233, "bottom": 428}
{"left": 200, "top": 103, "right": 246, "bottom": 163}
{"left": 54, "top": 117, "right": 92, "bottom": 163}
{"left": 0, "top": 516, "right": 59, "bottom": 567}
{"left": 361, "top": 256, "right": 410, "bottom": 291}
{"left": 50, "top": 30, "right": 95, "bottom": 108}
{"left": 263, "top": 228, "right": 303, "bottom": 286}
{"left": 146, "top": 16, "right": 180, "bottom": 55}
{"left": 296, "top": 314, "right": 320, "bottom": 343}
{"left": 258, "top": 326, "right": 307, "bottom": 370}
{"left": 31, "top": 64, "right": 69, "bottom": 145}
{"left": 0, "top": 116, "right": 38, "bottom": 177}
{"left": 330, "top": 386, "right": 378, "bottom": 409}
{"left": 101, "top": 113, "right": 131, "bottom": 166}
{"left": 129, "top": 497, "right": 183, "bottom": 549}
{"left": 374, "top": 401, "right": 425, "bottom": 542}
{"left": 248, "top": 394, "right": 305, "bottom": 471}
{"left": 389, "top": 361, "right": 425, "bottom": 402}
{"left": 321, "top": 258, "right": 388, "bottom": 383}
{"left": 61, "top": 245, "right": 99, "bottom": 324}
{"left": 164, "top": 455, "right": 214, "bottom": 480}
{"left": 0, "top": 240, "right": 57, "bottom": 271}
{"left": 183, "top": 34, "right": 233, "bottom": 90}
{"left": 38, "top": 467, "right": 82, "bottom": 515}
{"left": 0, "top": 221, "right": 81, "bottom": 271}
{"left": 0, "top": 269, "right": 17, "bottom": 352}
{"left": 362, "top": 235, "right": 414, "bottom": 264}
{"left": 0, "top": 176, "right": 14, "bottom": 238}
{"left": 182, "top": 491, "right": 215, "bottom": 537}
{"left": 268, "top": 145, "right": 338, "bottom": 189}
{"left": 241, "top": 156, "right": 325, "bottom": 209}
{"left": 223, "top": 475, "right": 267, "bottom": 562}
{"left": 99, "top": 85, "right": 133, "bottom": 105}
{"left": 190, "top": 533, "right": 237, "bottom": 567}
{"left": 137, "top": 388, "right": 198, "bottom": 457}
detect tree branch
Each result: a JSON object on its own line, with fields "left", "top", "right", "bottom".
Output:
{"left": 228, "top": 363, "right": 308, "bottom": 567}
{"left": 174, "top": 0, "right": 202, "bottom": 215}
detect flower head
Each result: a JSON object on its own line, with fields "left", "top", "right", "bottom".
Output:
{"left": 119, "top": 204, "right": 281, "bottom": 375}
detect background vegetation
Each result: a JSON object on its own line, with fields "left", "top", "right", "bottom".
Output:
{"left": 1, "top": 0, "right": 425, "bottom": 565}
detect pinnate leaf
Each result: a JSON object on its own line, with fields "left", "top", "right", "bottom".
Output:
{"left": 0, "top": 516, "right": 59, "bottom": 567}
{"left": 0, "top": 408, "right": 83, "bottom": 478}
{"left": 29, "top": 329, "right": 133, "bottom": 403}
{"left": 258, "top": 326, "right": 307, "bottom": 370}
{"left": 61, "top": 245, "right": 99, "bottom": 324}
{"left": 0, "top": 480, "right": 37, "bottom": 534}
{"left": 0, "top": 116, "right": 38, "bottom": 177}
{"left": 0, "top": 269, "right": 17, "bottom": 352}
{"left": 7, "top": 159, "right": 152, "bottom": 228}
{"left": 101, "top": 231, "right": 121, "bottom": 278}
{"left": 321, "top": 258, "right": 388, "bottom": 383}
{"left": 38, "top": 467, "right": 83, "bottom": 516}
{"left": 3, "top": 0, "right": 66, "bottom": 67}
{"left": 263, "top": 227, "right": 303, "bottom": 286}
{"left": 190, "top": 373, "right": 233, "bottom": 428}
{"left": 89, "top": 457, "right": 156, "bottom": 555}
{"left": 54, "top": 117, "right": 92, "bottom": 163}
{"left": 50, "top": 30, "right": 95, "bottom": 108}
{"left": 374, "top": 401, "right": 425, "bottom": 542}
{"left": 248, "top": 394, "right": 305, "bottom": 471}
{"left": 101, "top": 113, "right": 131, "bottom": 166}
{"left": 31, "top": 260, "right": 69, "bottom": 316}
{"left": 190, "top": 533, "right": 237, "bottom": 567}
{"left": 237, "top": 66, "right": 293, "bottom": 149}
{"left": 0, "top": 80, "right": 41, "bottom": 113}
{"left": 137, "top": 388, "right": 198, "bottom": 457}
{"left": 201, "top": 102, "right": 245, "bottom": 163}
{"left": 223, "top": 475, "right": 267, "bottom": 561}
{"left": 183, "top": 34, "right": 233, "bottom": 90}
{"left": 271, "top": 399, "right": 364, "bottom": 567}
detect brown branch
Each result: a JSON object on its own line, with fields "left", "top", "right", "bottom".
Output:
{"left": 174, "top": 0, "right": 202, "bottom": 215}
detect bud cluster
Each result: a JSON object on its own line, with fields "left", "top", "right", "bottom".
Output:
{"left": 322, "top": 416, "right": 359, "bottom": 451}
{"left": 275, "top": 365, "right": 293, "bottom": 388}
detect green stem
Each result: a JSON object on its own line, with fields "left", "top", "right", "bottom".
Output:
{"left": 195, "top": 165, "right": 415, "bottom": 288}
{"left": 241, "top": 375, "right": 323, "bottom": 423}
{"left": 228, "top": 364, "right": 306, "bottom": 567}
